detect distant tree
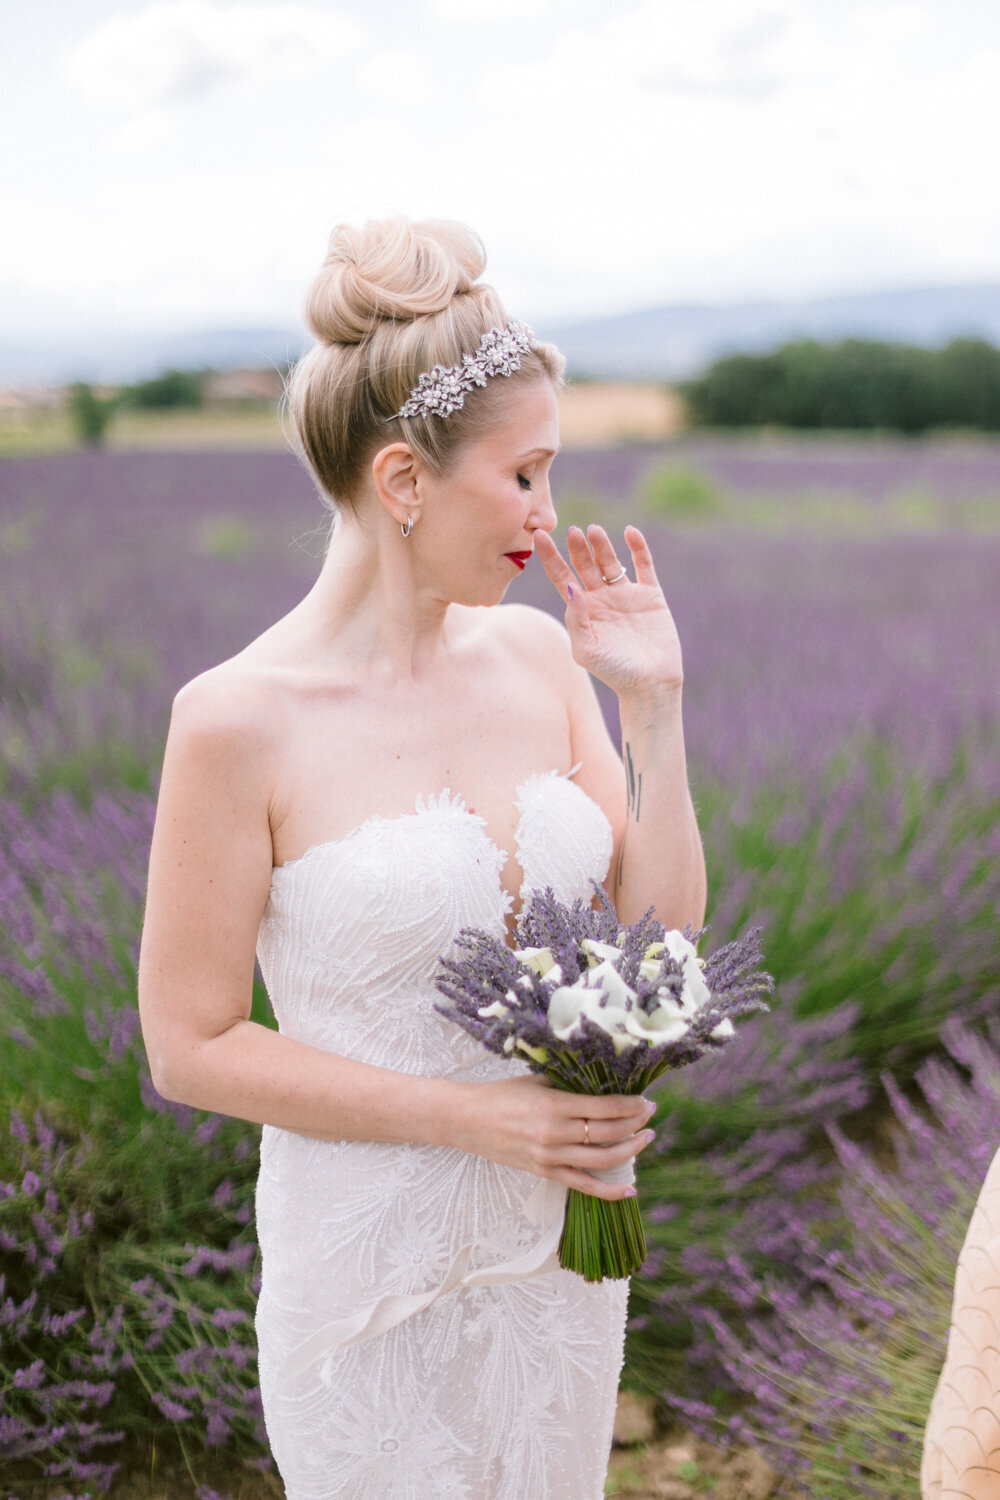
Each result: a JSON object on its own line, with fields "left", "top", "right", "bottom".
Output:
{"left": 683, "top": 337, "right": 1000, "bottom": 432}
{"left": 67, "top": 382, "right": 116, "bottom": 448}
{"left": 119, "top": 368, "right": 206, "bottom": 409}
{"left": 932, "top": 338, "right": 1000, "bottom": 431}
{"left": 679, "top": 350, "right": 771, "bottom": 426}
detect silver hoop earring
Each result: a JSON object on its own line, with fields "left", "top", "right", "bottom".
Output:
{"left": 400, "top": 515, "right": 414, "bottom": 539}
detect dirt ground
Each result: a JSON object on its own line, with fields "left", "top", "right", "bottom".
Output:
{"left": 607, "top": 1393, "right": 781, "bottom": 1498}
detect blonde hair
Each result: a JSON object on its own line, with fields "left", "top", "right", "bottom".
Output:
{"left": 285, "top": 216, "right": 566, "bottom": 510}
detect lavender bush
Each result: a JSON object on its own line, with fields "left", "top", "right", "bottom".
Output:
{"left": 659, "top": 1020, "right": 1000, "bottom": 1498}
{"left": 624, "top": 737, "right": 1000, "bottom": 1402}
{"left": 1, "top": 438, "right": 999, "bottom": 1489}
{"left": 0, "top": 793, "right": 273, "bottom": 1494}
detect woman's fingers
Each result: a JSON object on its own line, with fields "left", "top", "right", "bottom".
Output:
{"left": 563, "top": 1092, "right": 654, "bottom": 1132}
{"left": 532, "top": 530, "right": 575, "bottom": 602}
{"left": 559, "top": 1131, "right": 655, "bottom": 1172}
{"left": 480, "top": 1078, "right": 657, "bottom": 1194}
{"left": 565, "top": 527, "right": 606, "bottom": 590}
{"left": 557, "top": 1164, "right": 643, "bottom": 1201}
{"left": 556, "top": 1130, "right": 655, "bottom": 1200}
{"left": 563, "top": 1111, "right": 652, "bottom": 1147}
{"left": 624, "top": 524, "right": 660, "bottom": 589}
{"left": 538, "top": 523, "right": 657, "bottom": 600}
{"left": 583, "top": 524, "right": 627, "bottom": 585}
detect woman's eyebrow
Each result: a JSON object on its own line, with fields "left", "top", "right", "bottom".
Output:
{"left": 518, "top": 445, "right": 561, "bottom": 459}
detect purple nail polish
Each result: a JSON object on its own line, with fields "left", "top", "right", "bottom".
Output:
{"left": 625, "top": 1187, "right": 638, "bottom": 1198}
{"left": 567, "top": 583, "right": 574, "bottom": 599}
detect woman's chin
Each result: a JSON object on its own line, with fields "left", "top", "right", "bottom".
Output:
{"left": 449, "top": 576, "right": 514, "bottom": 609}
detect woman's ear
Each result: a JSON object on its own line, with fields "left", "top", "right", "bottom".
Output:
{"left": 371, "top": 443, "right": 421, "bottom": 529}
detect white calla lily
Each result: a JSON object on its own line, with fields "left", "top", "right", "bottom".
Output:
{"left": 649, "top": 995, "right": 688, "bottom": 1023}
{"left": 476, "top": 1000, "right": 511, "bottom": 1019}
{"left": 515, "top": 1038, "right": 549, "bottom": 1063}
{"left": 579, "top": 996, "right": 640, "bottom": 1053}
{"left": 583, "top": 958, "right": 637, "bottom": 1011}
{"left": 513, "top": 945, "right": 559, "bottom": 977}
{"left": 662, "top": 930, "right": 712, "bottom": 1011}
{"left": 547, "top": 985, "right": 589, "bottom": 1041}
{"left": 638, "top": 940, "right": 667, "bottom": 983}
{"left": 580, "top": 937, "right": 625, "bottom": 968}
{"left": 662, "top": 931, "right": 698, "bottom": 967}
{"left": 624, "top": 1007, "right": 690, "bottom": 1044}
{"left": 710, "top": 1018, "right": 735, "bottom": 1040}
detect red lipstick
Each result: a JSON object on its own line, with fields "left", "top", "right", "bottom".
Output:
{"left": 504, "top": 551, "right": 532, "bottom": 571}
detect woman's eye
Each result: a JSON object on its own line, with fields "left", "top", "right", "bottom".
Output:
{"left": 517, "top": 474, "right": 533, "bottom": 491}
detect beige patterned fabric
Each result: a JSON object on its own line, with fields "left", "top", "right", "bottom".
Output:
{"left": 922, "top": 1145, "right": 1000, "bottom": 1499}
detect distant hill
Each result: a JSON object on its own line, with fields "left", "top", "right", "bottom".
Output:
{"left": 3, "top": 283, "right": 1000, "bottom": 387}
{"left": 0, "top": 327, "right": 310, "bottom": 388}
{"left": 545, "top": 282, "right": 1000, "bottom": 381}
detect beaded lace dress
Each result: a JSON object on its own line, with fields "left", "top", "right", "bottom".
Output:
{"left": 254, "top": 768, "right": 630, "bottom": 1500}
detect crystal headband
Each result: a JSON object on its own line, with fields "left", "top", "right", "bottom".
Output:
{"left": 391, "top": 318, "right": 533, "bottom": 420}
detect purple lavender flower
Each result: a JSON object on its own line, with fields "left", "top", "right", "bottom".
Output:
{"left": 435, "top": 884, "right": 772, "bottom": 1097}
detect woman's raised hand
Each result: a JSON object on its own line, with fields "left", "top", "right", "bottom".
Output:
{"left": 457, "top": 1073, "right": 656, "bottom": 1201}
{"left": 534, "top": 524, "right": 683, "bottom": 699}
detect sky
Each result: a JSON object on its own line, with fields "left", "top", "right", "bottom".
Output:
{"left": 3, "top": 0, "right": 1000, "bottom": 341}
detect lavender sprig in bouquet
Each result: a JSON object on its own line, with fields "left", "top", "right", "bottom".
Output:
{"left": 435, "top": 886, "right": 773, "bottom": 1282}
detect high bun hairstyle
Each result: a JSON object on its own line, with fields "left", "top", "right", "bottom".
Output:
{"left": 285, "top": 216, "right": 566, "bottom": 510}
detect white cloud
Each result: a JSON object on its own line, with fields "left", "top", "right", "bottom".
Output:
{"left": 5, "top": 0, "right": 998, "bottom": 339}
{"left": 426, "top": 0, "right": 550, "bottom": 20}
{"left": 457, "top": 0, "right": 1000, "bottom": 307}
{"left": 65, "top": 1, "right": 364, "bottom": 112}
{"left": 630, "top": 1, "right": 798, "bottom": 98}
{"left": 356, "top": 50, "right": 429, "bottom": 106}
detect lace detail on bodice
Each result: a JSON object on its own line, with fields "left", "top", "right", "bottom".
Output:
{"left": 252, "top": 768, "right": 627, "bottom": 1500}
{"left": 256, "top": 769, "right": 614, "bottom": 1081}
{"left": 515, "top": 763, "right": 614, "bottom": 905}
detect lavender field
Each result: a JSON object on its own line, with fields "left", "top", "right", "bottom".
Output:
{"left": 2, "top": 435, "right": 999, "bottom": 1498}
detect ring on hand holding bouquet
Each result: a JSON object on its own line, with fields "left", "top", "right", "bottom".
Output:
{"left": 603, "top": 567, "right": 628, "bottom": 585}
{"left": 434, "top": 887, "right": 774, "bottom": 1281}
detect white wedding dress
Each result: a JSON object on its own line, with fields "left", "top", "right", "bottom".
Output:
{"left": 254, "top": 768, "right": 630, "bottom": 1500}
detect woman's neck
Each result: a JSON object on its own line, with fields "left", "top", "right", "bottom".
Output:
{"left": 295, "top": 508, "right": 455, "bottom": 683}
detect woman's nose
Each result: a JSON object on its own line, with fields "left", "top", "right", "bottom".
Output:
{"left": 530, "top": 483, "right": 558, "bottom": 535}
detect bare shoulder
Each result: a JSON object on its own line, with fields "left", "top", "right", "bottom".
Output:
{"left": 170, "top": 658, "right": 283, "bottom": 748}
{"left": 163, "top": 659, "right": 290, "bottom": 804}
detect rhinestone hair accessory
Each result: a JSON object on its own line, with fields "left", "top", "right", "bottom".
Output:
{"left": 391, "top": 318, "right": 533, "bottom": 420}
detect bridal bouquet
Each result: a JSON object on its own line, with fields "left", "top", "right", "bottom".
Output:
{"left": 434, "top": 887, "right": 773, "bottom": 1282}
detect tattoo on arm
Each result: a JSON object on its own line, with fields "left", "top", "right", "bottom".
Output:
{"left": 617, "top": 740, "right": 643, "bottom": 886}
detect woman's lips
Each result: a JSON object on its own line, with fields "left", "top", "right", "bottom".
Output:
{"left": 504, "top": 551, "right": 533, "bottom": 571}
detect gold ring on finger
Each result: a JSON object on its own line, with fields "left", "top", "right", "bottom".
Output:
{"left": 583, "top": 1119, "right": 590, "bottom": 1146}
{"left": 603, "top": 567, "right": 628, "bottom": 584}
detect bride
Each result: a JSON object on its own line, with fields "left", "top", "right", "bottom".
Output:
{"left": 138, "top": 216, "right": 706, "bottom": 1499}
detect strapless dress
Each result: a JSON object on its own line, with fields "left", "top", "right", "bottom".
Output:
{"left": 254, "top": 769, "right": 629, "bottom": 1499}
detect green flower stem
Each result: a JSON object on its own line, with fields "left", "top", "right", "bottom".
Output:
{"left": 542, "top": 1061, "right": 664, "bottom": 1282}
{"left": 558, "top": 1188, "right": 647, "bottom": 1282}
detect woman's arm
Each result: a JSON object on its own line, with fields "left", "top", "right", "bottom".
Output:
{"left": 138, "top": 672, "right": 654, "bottom": 1197}
{"left": 606, "top": 682, "right": 705, "bottom": 930}
{"left": 534, "top": 523, "right": 707, "bottom": 931}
